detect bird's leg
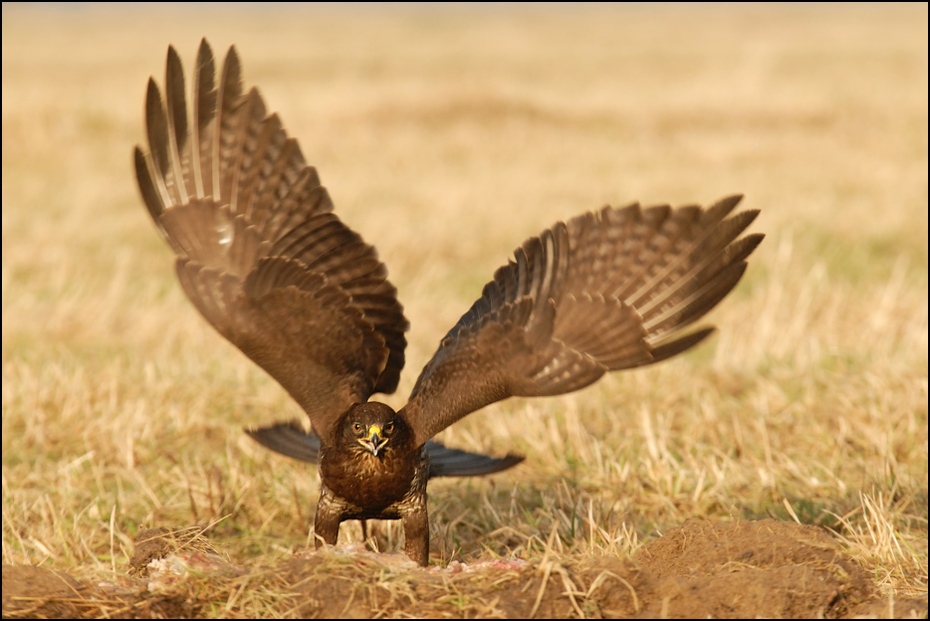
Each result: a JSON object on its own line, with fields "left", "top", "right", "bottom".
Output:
{"left": 313, "top": 489, "right": 342, "bottom": 549}
{"left": 401, "top": 503, "right": 429, "bottom": 566}
{"left": 360, "top": 519, "right": 369, "bottom": 548}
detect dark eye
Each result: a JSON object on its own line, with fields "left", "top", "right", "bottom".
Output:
{"left": 352, "top": 422, "right": 362, "bottom": 433}
{"left": 384, "top": 421, "right": 395, "bottom": 434}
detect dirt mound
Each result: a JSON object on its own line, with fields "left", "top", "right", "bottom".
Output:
{"left": 629, "top": 518, "right": 875, "bottom": 618}
{"left": 3, "top": 518, "right": 926, "bottom": 618}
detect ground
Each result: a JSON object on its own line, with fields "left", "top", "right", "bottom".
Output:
{"left": 3, "top": 518, "right": 925, "bottom": 618}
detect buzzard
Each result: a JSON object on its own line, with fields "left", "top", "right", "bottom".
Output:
{"left": 134, "top": 40, "right": 763, "bottom": 566}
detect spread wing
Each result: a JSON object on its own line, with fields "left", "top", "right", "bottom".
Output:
{"left": 401, "top": 196, "right": 763, "bottom": 448}
{"left": 245, "top": 421, "right": 524, "bottom": 478}
{"left": 134, "top": 40, "right": 408, "bottom": 443}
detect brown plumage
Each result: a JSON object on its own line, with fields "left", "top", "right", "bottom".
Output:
{"left": 134, "top": 40, "right": 764, "bottom": 567}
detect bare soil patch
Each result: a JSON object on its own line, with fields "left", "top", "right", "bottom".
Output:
{"left": 3, "top": 518, "right": 925, "bottom": 618}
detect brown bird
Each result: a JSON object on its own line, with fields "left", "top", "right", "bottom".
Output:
{"left": 134, "top": 39, "right": 763, "bottom": 566}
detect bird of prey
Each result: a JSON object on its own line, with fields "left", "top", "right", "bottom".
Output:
{"left": 134, "top": 39, "right": 763, "bottom": 566}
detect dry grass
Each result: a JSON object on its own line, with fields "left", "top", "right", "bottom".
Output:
{"left": 2, "top": 3, "right": 927, "bottom": 617}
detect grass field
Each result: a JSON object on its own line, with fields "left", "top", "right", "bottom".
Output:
{"left": 2, "top": 3, "right": 927, "bottom": 618}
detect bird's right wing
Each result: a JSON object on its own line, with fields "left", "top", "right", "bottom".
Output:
{"left": 134, "top": 40, "right": 408, "bottom": 443}
{"left": 245, "top": 420, "right": 523, "bottom": 478}
{"left": 401, "top": 197, "right": 763, "bottom": 448}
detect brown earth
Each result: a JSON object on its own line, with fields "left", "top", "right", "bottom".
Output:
{"left": 2, "top": 518, "right": 925, "bottom": 619}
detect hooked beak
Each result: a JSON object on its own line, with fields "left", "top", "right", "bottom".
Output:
{"left": 357, "top": 425, "right": 389, "bottom": 456}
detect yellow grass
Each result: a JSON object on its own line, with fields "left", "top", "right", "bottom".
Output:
{"left": 2, "top": 2, "right": 927, "bottom": 616}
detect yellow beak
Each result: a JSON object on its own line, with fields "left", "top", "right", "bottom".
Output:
{"left": 357, "top": 425, "right": 389, "bottom": 456}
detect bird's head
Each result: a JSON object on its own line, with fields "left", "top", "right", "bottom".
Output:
{"left": 340, "top": 402, "right": 405, "bottom": 457}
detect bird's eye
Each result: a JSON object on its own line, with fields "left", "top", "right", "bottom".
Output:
{"left": 384, "top": 421, "right": 394, "bottom": 434}
{"left": 352, "top": 422, "right": 362, "bottom": 433}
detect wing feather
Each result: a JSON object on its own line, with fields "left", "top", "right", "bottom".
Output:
{"left": 165, "top": 46, "right": 194, "bottom": 204}
{"left": 144, "top": 79, "right": 172, "bottom": 208}
{"left": 191, "top": 39, "right": 217, "bottom": 199}
{"left": 214, "top": 46, "right": 242, "bottom": 202}
{"left": 133, "top": 146, "right": 164, "bottom": 233}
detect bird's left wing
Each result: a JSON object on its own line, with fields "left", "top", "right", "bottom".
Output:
{"left": 400, "top": 197, "right": 762, "bottom": 448}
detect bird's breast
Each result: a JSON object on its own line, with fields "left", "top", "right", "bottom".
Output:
{"left": 320, "top": 448, "right": 424, "bottom": 512}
